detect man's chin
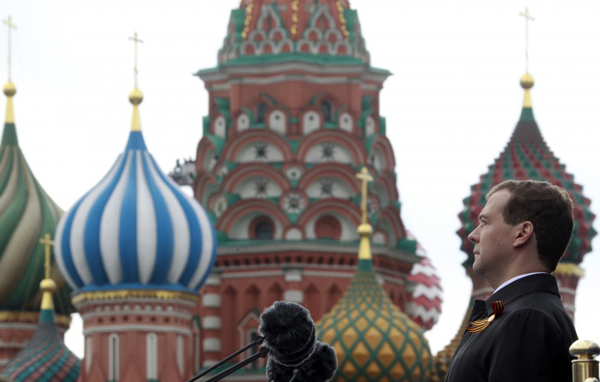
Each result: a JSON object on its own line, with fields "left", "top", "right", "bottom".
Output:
{"left": 472, "top": 261, "right": 484, "bottom": 277}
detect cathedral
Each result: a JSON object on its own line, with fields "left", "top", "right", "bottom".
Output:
{"left": 0, "top": 1, "right": 595, "bottom": 382}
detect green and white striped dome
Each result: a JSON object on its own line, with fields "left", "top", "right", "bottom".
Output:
{"left": 0, "top": 82, "right": 73, "bottom": 316}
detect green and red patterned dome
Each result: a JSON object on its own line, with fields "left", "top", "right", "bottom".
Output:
{"left": 317, "top": 258, "right": 433, "bottom": 381}
{"left": 1, "top": 271, "right": 80, "bottom": 381}
{"left": 0, "top": 83, "right": 73, "bottom": 318}
{"left": 457, "top": 73, "right": 596, "bottom": 267}
{"left": 217, "top": 0, "right": 369, "bottom": 65}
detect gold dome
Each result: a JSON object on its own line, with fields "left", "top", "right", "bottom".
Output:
{"left": 317, "top": 260, "right": 433, "bottom": 381}
{"left": 520, "top": 73, "right": 534, "bottom": 89}
{"left": 3, "top": 82, "right": 16, "bottom": 97}
{"left": 129, "top": 88, "right": 144, "bottom": 105}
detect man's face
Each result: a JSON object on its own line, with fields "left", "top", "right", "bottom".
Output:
{"left": 468, "top": 189, "right": 517, "bottom": 282}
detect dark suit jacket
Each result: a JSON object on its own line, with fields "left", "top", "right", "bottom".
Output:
{"left": 445, "top": 273, "right": 577, "bottom": 382}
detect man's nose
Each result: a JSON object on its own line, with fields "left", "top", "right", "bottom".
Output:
{"left": 468, "top": 226, "right": 479, "bottom": 243}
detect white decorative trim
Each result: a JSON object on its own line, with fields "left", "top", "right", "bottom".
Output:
{"left": 203, "top": 294, "right": 222, "bottom": 308}
{"left": 237, "top": 312, "right": 260, "bottom": 341}
{"left": 0, "top": 341, "right": 26, "bottom": 348}
{"left": 200, "top": 63, "right": 365, "bottom": 78}
{"left": 75, "top": 298, "right": 197, "bottom": 310}
{"left": 563, "top": 303, "right": 575, "bottom": 312}
{"left": 206, "top": 274, "right": 222, "bottom": 286}
{"left": 217, "top": 242, "right": 418, "bottom": 262}
{"left": 84, "top": 325, "right": 192, "bottom": 336}
{"left": 229, "top": 75, "right": 361, "bottom": 86}
{"left": 0, "top": 323, "right": 38, "bottom": 331}
{"left": 222, "top": 270, "right": 284, "bottom": 279}
{"left": 284, "top": 290, "right": 304, "bottom": 303}
{"left": 284, "top": 269, "right": 303, "bottom": 282}
{"left": 202, "top": 316, "right": 222, "bottom": 330}
{"left": 558, "top": 287, "right": 576, "bottom": 296}
{"left": 81, "top": 310, "right": 191, "bottom": 321}
{"left": 203, "top": 338, "right": 222, "bottom": 352}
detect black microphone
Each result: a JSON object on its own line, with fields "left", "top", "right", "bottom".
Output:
{"left": 259, "top": 301, "right": 337, "bottom": 382}
{"left": 185, "top": 301, "right": 337, "bottom": 382}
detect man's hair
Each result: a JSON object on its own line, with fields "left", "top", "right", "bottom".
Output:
{"left": 486, "top": 179, "right": 574, "bottom": 271}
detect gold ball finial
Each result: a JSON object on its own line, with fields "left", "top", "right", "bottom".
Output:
{"left": 570, "top": 340, "right": 600, "bottom": 360}
{"left": 40, "top": 278, "right": 57, "bottom": 293}
{"left": 357, "top": 223, "right": 373, "bottom": 236}
{"left": 3, "top": 82, "right": 16, "bottom": 97}
{"left": 129, "top": 88, "right": 144, "bottom": 106}
{"left": 520, "top": 73, "right": 535, "bottom": 89}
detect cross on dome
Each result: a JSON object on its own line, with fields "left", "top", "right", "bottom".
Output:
{"left": 519, "top": 8, "right": 535, "bottom": 73}
{"left": 2, "top": 15, "right": 17, "bottom": 82}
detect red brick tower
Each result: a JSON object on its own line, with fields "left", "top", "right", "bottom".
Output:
{"left": 194, "top": 1, "right": 432, "bottom": 378}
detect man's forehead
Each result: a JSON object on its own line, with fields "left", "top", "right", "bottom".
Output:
{"left": 482, "top": 189, "right": 511, "bottom": 215}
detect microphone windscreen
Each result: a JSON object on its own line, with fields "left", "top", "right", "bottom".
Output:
{"left": 266, "top": 341, "right": 337, "bottom": 382}
{"left": 259, "top": 301, "right": 316, "bottom": 364}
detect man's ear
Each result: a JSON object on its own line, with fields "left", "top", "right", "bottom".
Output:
{"left": 513, "top": 221, "right": 534, "bottom": 248}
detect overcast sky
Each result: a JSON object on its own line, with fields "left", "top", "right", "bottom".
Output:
{"left": 1, "top": 0, "right": 599, "bottom": 358}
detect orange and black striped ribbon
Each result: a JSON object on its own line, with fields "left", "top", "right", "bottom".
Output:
{"left": 466, "top": 300, "right": 504, "bottom": 334}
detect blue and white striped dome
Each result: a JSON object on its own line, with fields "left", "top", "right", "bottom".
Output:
{"left": 55, "top": 126, "right": 216, "bottom": 293}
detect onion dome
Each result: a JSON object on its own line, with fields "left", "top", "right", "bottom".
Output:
{"left": 317, "top": 171, "right": 433, "bottom": 381}
{"left": 54, "top": 88, "right": 217, "bottom": 293}
{"left": 1, "top": 237, "right": 80, "bottom": 382}
{"left": 0, "top": 82, "right": 73, "bottom": 316}
{"left": 317, "top": 259, "right": 433, "bottom": 381}
{"left": 457, "top": 73, "right": 596, "bottom": 268}
{"left": 216, "top": 0, "right": 370, "bottom": 65}
{"left": 405, "top": 234, "right": 442, "bottom": 331}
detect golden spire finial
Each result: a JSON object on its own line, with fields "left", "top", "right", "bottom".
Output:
{"left": 355, "top": 167, "right": 373, "bottom": 260}
{"left": 39, "top": 233, "right": 57, "bottom": 310}
{"left": 128, "top": 32, "right": 144, "bottom": 131}
{"left": 519, "top": 8, "right": 535, "bottom": 74}
{"left": 3, "top": 15, "right": 17, "bottom": 124}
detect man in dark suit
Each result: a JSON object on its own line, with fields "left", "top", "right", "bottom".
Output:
{"left": 445, "top": 180, "right": 578, "bottom": 382}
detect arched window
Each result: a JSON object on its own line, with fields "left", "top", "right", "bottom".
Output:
{"left": 320, "top": 101, "right": 334, "bottom": 123}
{"left": 177, "top": 335, "right": 185, "bottom": 375}
{"left": 193, "top": 322, "right": 201, "bottom": 372}
{"left": 250, "top": 216, "right": 275, "bottom": 240}
{"left": 247, "top": 329, "right": 260, "bottom": 370}
{"left": 85, "top": 337, "right": 92, "bottom": 373}
{"left": 315, "top": 215, "right": 341, "bottom": 240}
{"left": 108, "top": 333, "right": 119, "bottom": 381}
{"left": 256, "top": 102, "right": 268, "bottom": 124}
{"left": 147, "top": 333, "right": 158, "bottom": 380}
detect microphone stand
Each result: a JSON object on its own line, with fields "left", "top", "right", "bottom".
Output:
{"left": 186, "top": 336, "right": 265, "bottom": 382}
{"left": 204, "top": 346, "right": 269, "bottom": 382}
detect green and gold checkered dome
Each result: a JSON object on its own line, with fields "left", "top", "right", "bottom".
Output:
{"left": 317, "top": 259, "right": 433, "bottom": 382}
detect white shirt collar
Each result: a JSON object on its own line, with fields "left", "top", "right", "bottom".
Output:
{"left": 493, "top": 272, "right": 548, "bottom": 294}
